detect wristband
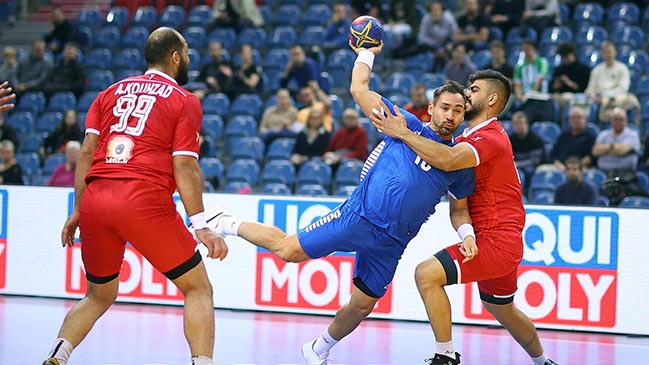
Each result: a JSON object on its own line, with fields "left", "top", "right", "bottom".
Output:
{"left": 457, "top": 223, "right": 475, "bottom": 240}
{"left": 354, "top": 50, "right": 375, "bottom": 71}
{"left": 189, "top": 212, "right": 208, "bottom": 230}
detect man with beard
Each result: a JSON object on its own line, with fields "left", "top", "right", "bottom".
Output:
{"left": 371, "top": 69, "right": 558, "bottom": 365}
{"left": 193, "top": 43, "right": 476, "bottom": 365}
{"left": 554, "top": 156, "right": 597, "bottom": 205}
{"left": 42, "top": 27, "right": 228, "bottom": 365}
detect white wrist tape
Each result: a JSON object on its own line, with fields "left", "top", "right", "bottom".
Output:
{"left": 189, "top": 212, "right": 208, "bottom": 230}
{"left": 354, "top": 50, "right": 375, "bottom": 71}
{"left": 457, "top": 223, "right": 475, "bottom": 240}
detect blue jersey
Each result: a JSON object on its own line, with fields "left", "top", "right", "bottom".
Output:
{"left": 346, "top": 97, "right": 475, "bottom": 244}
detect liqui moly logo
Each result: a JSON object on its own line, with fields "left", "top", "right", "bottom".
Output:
{"left": 64, "top": 193, "right": 187, "bottom": 301}
{"left": 466, "top": 209, "right": 619, "bottom": 327}
{"left": 255, "top": 199, "right": 393, "bottom": 313}
{"left": 0, "top": 190, "right": 8, "bottom": 289}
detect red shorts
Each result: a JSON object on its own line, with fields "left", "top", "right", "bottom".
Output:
{"left": 440, "top": 233, "right": 523, "bottom": 303}
{"left": 79, "top": 178, "right": 197, "bottom": 281}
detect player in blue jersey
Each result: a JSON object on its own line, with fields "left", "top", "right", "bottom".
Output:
{"left": 195, "top": 44, "right": 477, "bottom": 364}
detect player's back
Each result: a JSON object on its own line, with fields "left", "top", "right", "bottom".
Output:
{"left": 85, "top": 70, "right": 202, "bottom": 194}
{"left": 457, "top": 119, "right": 525, "bottom": 243}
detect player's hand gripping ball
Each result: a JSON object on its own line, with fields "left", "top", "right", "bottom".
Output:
{"left": 349, "top": 15, "right": 383, "bottom": 48}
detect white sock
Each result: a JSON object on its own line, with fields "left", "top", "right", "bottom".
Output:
{"left": 219, "top": 216, "right": 242, "bottom": 236}
{"left": 436, "top": 340, "right": 456, "bottom": 359}
{"left": 531, "top": 352, "right": 549, "bottom": 365}
{"left": 48, "top": 338, "right": 73, "bottom": 364}
{"left": 192, "top": 355, "right": 213, "bottom": 365}
{"left": 312, "top": 330, "right": 339, "bottom": 355}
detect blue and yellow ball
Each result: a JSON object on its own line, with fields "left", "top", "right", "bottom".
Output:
{"left": 349, "top": 16, "right": 383, "bottom": 49}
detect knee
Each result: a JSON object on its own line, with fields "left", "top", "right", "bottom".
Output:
{"left": 344, "top": 301, "right": 375, "bottom": 319}
{"left": 414, "top": 259, "right": 445, "bottom": 290}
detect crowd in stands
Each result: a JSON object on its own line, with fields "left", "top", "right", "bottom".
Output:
{"left": 1, "top": 0, "right": 649, "bottom": 207}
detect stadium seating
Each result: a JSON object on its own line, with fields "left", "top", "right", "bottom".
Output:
{"left": 131, "top": 6, "right": 158, "bottom": 30}
{"left": 636, "top": 171, "right": 649, "bottom": 192}
{"left": 15, "top": 91, "right": 46, "bottom": 114}
{"left": 297, "top": 159, "right": 332, "bottom": 188}
{"left": 187, "top": 5, "right": 212, "bottom": 27}
{"left": 198, "top": 157, "right": 224, "bottom": 186}
{"left": 112, "top": 48, "right": 144, "bottom": 73}
{"left": 607, "top": 2, "right": 640, "bottom": 25}
{"left": 94, "top": 26, "right": 121, "bottom": 49}
{"left": 158, "top": 5, "right": 185, "bottom": 30}
{"left": 84, "top": 48, "right": 112, "bottom": 71}
{"left": 230, "top": 94, "right": 263, "bottom": 118}
{"left": 583, "top": 169, "right": 607, "bottom": 190}
{"left": 611, "top": 26, "right": 644, "bottom": 49}
{"left": 334, "top": 159, "right": 364, "bottom": 189}
{"left": 222, "top": 180, "right": 253, "bottom": 193}
{"left": 299, "top": 26, "right": 325, "bottom": 48}
{"left": 573, "top": 3, "right": 605, "bottom": 26}
{"left": 6, "top": 112, "right": 35, "bottom": 136}
{"left": 235, "top": 27, "right": 265, "bottom": 50}
{"left": 105, "top": 6, "right": 130, "bottom": 30}
{"left": 271, "top": 5, "right": 301, "bottom": 27}
{"left": 333, "top": 185, "right": 357, "bottom": 197}
{"left": 618, "top": 196, "right": 649, "bottom": 208}
{"left": 539, "top": 26, "right": 573, "bottom": 46}
{"left": 46, "top": 92, "right": 77, "bottom": 113}
{"left": 575, "top": 25, "right": 608, "bottom": 47}
{"left": 532, "top": 191, "right": 555, "bottom": 204}
{"left": 531, "top": 170, "right": 566, "bottom": 188}
{"left": 228, "top": 136, "right": 265, "bottom": 162}
{"left": 35, "top": 112, "right": 63, "bottom": 133}
{"left": 225, "top": 159, "right": 260, "bottom": 186}
{"left": 202, "top": 114, "right": 224, "bottom": 139}
{"left": 202, "top": 93, "right": 230, "bottom": 115}
{"left": 267, "top": 26, "right": 298, "bottom": 49}
{"left": 404, "top": 52, "right": 434, "bottom": 74}
{"left": 87, "top": 70, "right": 116, "bottom": 92}
{"left": 383, "top": 72, "right": 417, "bottom": 97}
{"left": 261, "top": 182, "right": 292, "bottom": 195}
{"left": 42, "top": 153, "right": 66, "bottom": 175}
{"left": 15, "top": 152, "right": 40, "bottom": 177}
{"left": 20, "top": 132, "right": 46, "bottom": 153}
{"left": 302, "top": 4, "right": 332, "bottom": 27}
{"left": 266, "top": 138, "right": 296, "bottom": 161}
{"left": 261, "top": 159, "right": 296, "bottom": 186}
{"left": 77, "top": 92, "right": 100, "bottom": 112}
{"left": 530, "top": 121, "right": 562, "bottom": 145}
{"left": 184, "top": 27, "right": 207, "bottom": 50}
{"left": 296, "top": 183, "right": 328, "bottom": 196}
{"left": 77, "top": 7, "right": 103, "bottom": 29}
{"left": 225, "top": 115, "right": 258, "bottom": 140}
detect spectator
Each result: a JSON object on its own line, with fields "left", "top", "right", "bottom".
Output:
{"left": 554, "top": 156, "right": 598, "bottom": 205}
{"left": 521, "top": 0, "right": 560, "bottom": 38}
{"left": 259, "top": 88, "right": 298, "bottom": 146}
{"left": 592, "top": 107, "right": 641, "bottom": 176}
{"left": 194, "top": 41, "right": 232, "bottom": 100}
{"left": 550, "top": 42, "right": 591, "bottom": 118}
{"left": 0, "top": 112, "right": 19, "bottom": 150}
{"left": 280, "top": 45, "right": 320, "bottom": 98}
{"left": 211, "top": 0, "right": 263, "bottom": 33}
{"left": 41, "top": 42, "right": 86, "bottom": 98}
{"left": 323, "top": 2, "right": 352, "bottom": 50}
{"left": 513, "top": 40, "right": 555, "bottom": 123}
{"left": 382, "top": 0, "right": 418, "bottom": 50}
{"left": 455, "top": 0, "right": 490, "bottom": 53}
{"left": 547, "top": 106, "right": 595, "bottom": 172}
{"left": 349, "top": 0, "right": 382, "bottom": 20}
{"left": 643, "top": 134, "right": 649, "bottom": 174}
{"left": 482, "top": 40, "right": 514, "bottom": 79}
{"left": 585, "top": 41, "right": 640, "bottom": 125}
{"left": 228, "top": 44, "right": 262, "bottom": 100}
{"left": 487, "top": 0, "right": 524, "bottom": 36}
{"left": 323, "top": 108, "right": 368, "bottom": 168}
{"left": 0, "top": 140, "right": 23, "bottom": 185}
{"left": 509, "top": 111, "right": 546, "bottom": 185}
{"left": 290, "top": 107, "right": 331, "bottom": 166}
{"left": 44, "top": 7, "right": 77, "bottom": 54}
{"left": 0, "top": 46, "right": 18, "bottom": 89}
{"left": 444, "top": 43, "right": 476, "bottom": 86}
{"left": 46, "top": 140, "right": 80, "bottom": 187}
{"left": 295, "top": 85, "right": 333, "bottom": 132}
{"left": 404, "top": 83, "right": 430, "bottom": 123}
{"left": 39, "top": 109, "right": 82, "bottom": 162}
{"left": 16, "top": 39, "right": 52, "bottom": 95}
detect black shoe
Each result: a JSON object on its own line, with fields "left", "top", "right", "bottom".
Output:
{"left": 425, "top": 352, "right": 461, "bottom": 365}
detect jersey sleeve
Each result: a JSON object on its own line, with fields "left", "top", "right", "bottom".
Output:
{"left": 459, "top": 129, "right": 506, "bottom": 166}
{"left": 85, "top": 92, "right": 103, "bottom": 136}
{"left": 172, "top": 95, "right": 202, "bottom": 158}
{"left": 448, "top": 167, "right": 475, "bottom": 200}
{"left": 380, "top": 96, "right": 423, "bottom": 133}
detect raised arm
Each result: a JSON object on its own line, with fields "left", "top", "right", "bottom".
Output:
{"left": 348, "top": 42, "right": 384, "bottom": 119}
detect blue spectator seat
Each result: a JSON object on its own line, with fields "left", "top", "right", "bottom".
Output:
{"left": 582, "top": 169, "right": 607, "bottom": 189}
{"left": 500, "top": 120, "right": 513, "bottom": 135}
{"left": 472, "top": 49, "right": 492, "bottom": 69}
{"left": 43, "top": 153, "right": 66, "bottom": 175}
{"left": 226, "top": 159, "right": 260, "bottom": 186}
{"left": 383, "top": 72, "right": 417, "bottom": 97}
{"left": 404, "top": 52, "right": 434, "bottom": 74}
{"left": 77, "top": 7, "right": 103, "bottom": 29}
{"left": 271, "top": 5, "right": 301, "bottom": 27}
{"left": 586, "top": 122, "right": 600, "bottom": 135}
{"left": 334, "top": 159, "right": 364, "bottom": 189}
{"left": 532, "top": 191, "right": 555, "bottom": 204}
{"left": 77, "top": 91, "right": 100, "bottom": 112}
{"left": 131, "top": 6, "right": 158, "bottom": 30}
{"left": 636, "top": 171, "right": 649, "bottom": 192}
{"left": 299, "top": 26, "right": 326, "bottom": 48}
{"left": 202, "top": 93, "right": 230, "bottom": 115}
{"left": 607, "top": 2, "right": 640, "bottom": 25}
{"left": 297, "top": 159, "right": 332, "bottom": 187}
{"left": 261, "top": 182, "right": 292, "bottom": 195}
{"left": 15, "top": 152, "right": 40, "bottom": 177}
{"left": 187, "top": 5, "right": 212, "bottom": 27}
{"left": 225, "top": 115, "right": 257, "bottom": 142}
{"left": 84, "top": 48, "right": 112, "bottom": 71}
{"left": 368, "top": 72, "right": 382, "bottom": 92}
{"left": 506, "top": 27, "right": 537, "bottom": 46}
{"left": 597, "top": 195, "right": 609, "bottom": 206}
{"left": 267, "top": 26, "right": 298, "bottom": 49}
{"left": 329, "top": 95, "right": 344, "bottom": 120}
{"left": 6, "top": 112, "right": 35, "bottom": 136}
{"left": 559, "top": 3, "right": 570, "bottom": 24}
{"left": 302, "top": 4, "right": 332, "bottom": 27}
{"left": 202, "top": 114, "right": 224, "bottom": 139}
{"left": 388, "top": 93, "right": 410, "bottom": 107}
{"left": 618, "top": 49, "right": 649, "bottom": 74}
{"left": 209, "top": 28, "right": 238, "bottom": 51}
{"left": 222, "top": 180, "right": 253, "bottom": 193}
{"left": 20, "top": 132, "right": 47, "bottom": 153}
{"left": 334, "top": 185, "right": 357, "bottom": 197}
{"left": 116, "top": 69, "right": 142, "bottom": 80}
{"left": 263, "top": 48, "right": 290, "bottom": 70}
{"left": 31, "top": 175, "right": 51, "bottom": 186}
{"left": 105, "top": 6, "right": 130, "bottom": 30}
{"left": 230, "top": 94, "right": 263, "bottom": 118}
{"left": 530, "top": 121, "right": 561, "bottom": 145}
{"left": 359, "top": 117, "right": 382, "bottom": 148}
{"left": 183, "top": 27, "right": 207, "bottom": 50}
{"left": 618, "top": 196, "right": 649, "bottom": 208}
{"left": 258, "top": 5, "right": 272, "bottom": 25}
{"left": 228, "top": 136, "right": 264, "bottom": 162}
{"left": 327, "top": 49, "right": 356, "bottom": 71}
{"left": 530, "top": 170, "right": 566, "bottom": 188}
{"left": 266, "top": 138, "right": 296, "bottom": 161}
{"left": 46, "top": 92, "right": 77, "bottom": 113}
{"left": 121, "top": 26, "right": 149, "bottom": 49}
{"left": 488, "top": 26, "right": 503, "bottom": 42}
{"left": 235, "top": 28, "right": 265, "bottom": 50}
{"left": 575, "top": 25, "right": 608, "bottom": 47}
{"left": 76, "top": 26, "right": 93, "bottom": 48}
{"left": 35, "top": 112, "right": 63, "bottom": 133}
{"left": 309, "top": 0, "right": 334, "bottom": 5}
{"left": 93, "top": 26, "right": 121, "bottom": 49}
{"left": 112, "top": 48, "right": 144, "bottom": 73}
{"left": 517, "top": 168, "right": 527, "bottom": 190}
{"left": 296, "top": 183, "right": 328, "bottom": 196}
{"left": 420, "top": 73, "right": 445, "bottom": 90}
{"left": 635, "top": 75, "right": 649, "bottom": 98}
{"left": 578, "top": 49, "right": 603, "bottom": 69}
{"left": 573, "top": 3, "right": 605, "bottom": 26}
{"left": 198, "top": 157, "right": 224, "bottom": 186}
{"left": 158, "top": 5, "right": 185, "bottom": 30}
{"left": 261, "top": 159, "right": 296, "bottom": 186}
{"left": 187, "top": 48, "right": 201, "bottom": 72}
{"left": 539, "top": 26, "right": 573, "bottom": 46}
{"left": 86, "top": 70, "right": 115, "bottom": 92}
{"left": 611, "top": 26, "right": 644, "bottom": 49}
{"left": 15, "top": 91, "right": 46, "bottom": 114}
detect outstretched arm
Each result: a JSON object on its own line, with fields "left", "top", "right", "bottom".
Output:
{"left": 349, "top": 41, "right": 384, "bottom": 120}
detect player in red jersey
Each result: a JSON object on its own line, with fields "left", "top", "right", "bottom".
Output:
{"left": 42, "top": 28, "right": 228, "bottom": 365}
{"left": 0, "top": 81, "right": 15, "bottom": 113}
{"left": 370, "top": 69, "right": 558, "bottom": 365}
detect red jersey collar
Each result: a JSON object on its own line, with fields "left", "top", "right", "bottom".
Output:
{"left": 144, "top": 69, "right": 178, "bottom": 84}
{"left": 462, "top": 117, "right": 498, "bottom": 138}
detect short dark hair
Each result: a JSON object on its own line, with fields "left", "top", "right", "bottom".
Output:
{"left": 522, "top": 39, "right": 536, "bottom": 48}
{"left": 432, "top": 80, "right": 466, "bottom": 105}
{"left": 565, "top": 156, "right": 582, "bottom": 169}
{"left": 144, "top": 27, "right": 185, "bottom": 67}
{"left": 556, "top": 42, "right": 576, "bottom": 57}
{"left": 468, "top": 69, "right": 512, "bottom": 109}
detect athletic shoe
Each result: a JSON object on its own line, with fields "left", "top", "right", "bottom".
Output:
{"left": 424, "top": 352, "right": 461, "bottom": 365}
{"left": 301, "top": 339, "right": 330, "bottom": 365}
{"left": 188, "top": 205, "right": 231, "bottom": 238}
{"left": 544, "top": 360, "right": 559, "bottom": 365}
{"left": 42, "top": 359, "right": 60, "bottom": 365}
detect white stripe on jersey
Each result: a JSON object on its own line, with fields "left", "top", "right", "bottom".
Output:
{"left": 360, "top": 140, "right": 386, "bottom": 182}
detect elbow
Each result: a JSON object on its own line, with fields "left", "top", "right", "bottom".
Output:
{"left": 350, "top": 84, "right": 366, "bottom": 99}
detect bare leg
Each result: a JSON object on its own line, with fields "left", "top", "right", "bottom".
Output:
{"left": 327, "top": 285, "right": 379, "bottom": 340}
{"left": 57, "top": 277, "right": 119, "bottom": 347}
{"left": 415, "top": 257, "right": 452, "bottom": 342}
{"left": 237, "top": 221, "right": 310, "bottom": 262}
{"left": 172, "top": 261, "right": 215, "bottom": 358}
{"left": 483, "top": 301, "right": 544, "bottom": 358}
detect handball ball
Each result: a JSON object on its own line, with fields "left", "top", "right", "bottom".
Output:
{"left": 349, "top": 16, "right": 383, "bottom": 49}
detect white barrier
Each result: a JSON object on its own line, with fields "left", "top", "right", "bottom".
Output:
{"left": 1, "top": 186, "right": 648, "bottom": 335}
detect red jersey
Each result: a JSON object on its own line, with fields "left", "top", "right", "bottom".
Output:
{"left": 456, "top": 118, "right": 525, "bottom": 243}
{"left": 404, "top": 103, "right": 429, "bottom": 122}
{"left": 85, "top": 70, "right": 202, "bottom": 194}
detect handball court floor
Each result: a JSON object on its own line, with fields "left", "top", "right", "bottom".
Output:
{"left": 1, "top": 295, "right": 648, "bottom": 365}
